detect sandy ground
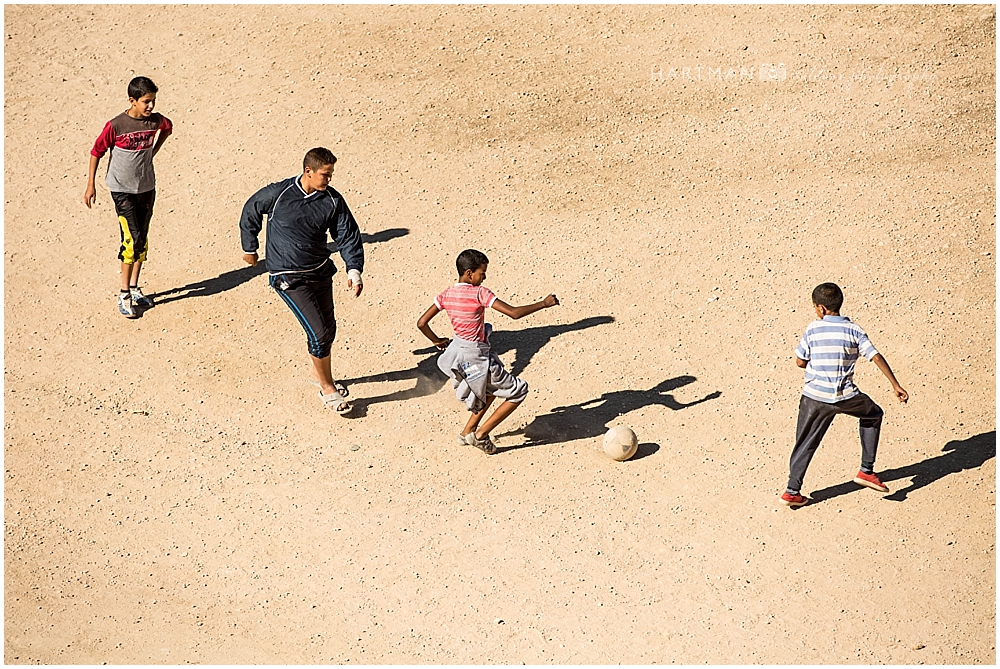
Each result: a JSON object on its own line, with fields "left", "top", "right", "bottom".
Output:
{"left": 3, "top": 4, "right": 996, "bottom": 664}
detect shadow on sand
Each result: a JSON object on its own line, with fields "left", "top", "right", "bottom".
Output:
{"left": 150, "top": 228, "right": 411, "bottom": 306}
{"left": 489, "top": 315, "right": 614, "bottom": 378}
{"left": 150, "top": 264, "right": 268, "bottom": 306}
{"left": 326, "top": 227, "right": 410, "bottom": 251}
{"left": 341, "top": 316, "right": 615, "bottom": 417}
{"left": 494, "top": 375, "right": 722, "bottom": 452}
{"left": 807, "top": 430, "right": 995, "bottom": 504}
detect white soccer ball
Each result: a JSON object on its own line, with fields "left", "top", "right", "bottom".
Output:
{"left": 602, "top": 426, "right": 638, "bottom": 461}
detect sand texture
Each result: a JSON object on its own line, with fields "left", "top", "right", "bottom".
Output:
{"left": 4, "top": 4, "right": 996, "bottom": 664}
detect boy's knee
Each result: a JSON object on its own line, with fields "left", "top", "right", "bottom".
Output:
{"left": 861, "top": 402, "right": 884, "bottom": 427}
{"left": 312, "top": 321, "right": 337, "bottom": 357}
{"left": 311, "top": 344, "right": 332, "bottom": 359}
{"left": 509, "top": 378, "right": 529, "bottom": 404}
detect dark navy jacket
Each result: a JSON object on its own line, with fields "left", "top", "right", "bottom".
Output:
{"left": 240, "top": 175, "right": 364, "bottom": 275}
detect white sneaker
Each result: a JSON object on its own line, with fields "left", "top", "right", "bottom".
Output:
{"left": 130, "top": 286, "right": 153, "bottom": 307}
{"left": 118, "top": 293, "right": 136, "bottom": 318}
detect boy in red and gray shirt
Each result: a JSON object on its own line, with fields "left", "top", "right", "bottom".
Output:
{"left": 84, "top": 76, "right": 172, "bottom": 318}
{"left": 418, "top": 249, "right": 558, "bottom": 454}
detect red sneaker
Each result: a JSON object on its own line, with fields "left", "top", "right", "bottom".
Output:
{"left": 853, "top": 471, "right": 889, "bottom": 493}
{"left": 780, "top": 492, "right": 809, "bottom": 507}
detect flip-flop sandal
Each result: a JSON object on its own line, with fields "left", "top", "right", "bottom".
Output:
{"left": 307, "top": 379, "right": 349, "bottom": 397}
{"left": 318, "top": 390, "right": 352, "bottom": 415}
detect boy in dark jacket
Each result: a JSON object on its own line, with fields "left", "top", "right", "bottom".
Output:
{"left": 240, "top": 148, "right": 365, "bottom": 414}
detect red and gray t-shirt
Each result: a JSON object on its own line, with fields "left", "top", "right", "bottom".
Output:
{"left": 90, "top": 111, "right": 172, "bottom": 194}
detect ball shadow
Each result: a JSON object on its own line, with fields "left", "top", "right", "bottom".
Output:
{"left": 630, "top": 442, "right": 660, "bottom": 461}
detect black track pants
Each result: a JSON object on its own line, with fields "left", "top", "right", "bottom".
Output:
{"left": 787, "top": 393, "right": 884, "bottom": 493}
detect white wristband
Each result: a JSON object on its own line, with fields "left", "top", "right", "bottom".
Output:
{"left": 348, "top": 269, "right": 362, "bottom": 285}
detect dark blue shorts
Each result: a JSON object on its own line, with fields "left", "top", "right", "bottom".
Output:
{"left": 269, "top": 261, "right": 337, "bottom": 358}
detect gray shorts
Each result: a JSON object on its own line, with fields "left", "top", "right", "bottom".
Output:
{"left": 479, "top": 353, "right": 529, "bottom": 404}
{"left": 439, "top": 347, "right": 529, "bottom": 411}
{"left": 437, "top": 325, "right": 529, "bottom": 412}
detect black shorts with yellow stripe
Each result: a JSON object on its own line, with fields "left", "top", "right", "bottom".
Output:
{"left": 112, "top": 190, "right": 155, "bottom": 263}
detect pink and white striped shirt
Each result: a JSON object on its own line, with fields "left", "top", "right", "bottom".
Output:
{"left": 435, "top": 283, "right": 497, "bottom": 343}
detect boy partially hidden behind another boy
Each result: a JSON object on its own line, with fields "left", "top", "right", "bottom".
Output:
{"left": 418, "top": 249, "right": 559, "bottom": 454}
{"left": 781, "top": 283, "right": 908, "bottom": 507}
{"left": 84, "top": 76, "right": 172, "bottom": 318}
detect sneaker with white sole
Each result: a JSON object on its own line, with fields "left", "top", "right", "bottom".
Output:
{"left": 130, "top": 286, "right": 153, "bottom": 307}
{"left": 780, "top": 492, "right": 809, "bottom": 507}
{"left": 853, "top": 471, "right": 889, "bottom": 493}
{"left": 118, "top": 293, "right": 136, "bottom": 318}
{"left": 464, "top": 431, "right": 497, "bottom": 455}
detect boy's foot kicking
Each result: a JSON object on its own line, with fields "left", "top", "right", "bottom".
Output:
{"left": 464, "top": 432, "right": 497, "bottom": 455}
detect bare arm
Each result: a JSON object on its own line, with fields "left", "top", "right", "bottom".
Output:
{"left": 151, "top": 129, "right": 171, "bottom": 158}
{"left": 872, "top": 353, "right": 908, "bottom": 403}
{"left": 84, "top": 154, "right": 101, "bottom": 208}
{"left": 795, "top": 357, "right": 808, "bottom": 368}
{"left": 417, "top": 304, "right": 450, "bottom": 349}
{"left": 491, "top": 294, "right": 559, "bottom": 320}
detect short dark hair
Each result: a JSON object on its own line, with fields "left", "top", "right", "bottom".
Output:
{"left": 304, "top": 147, "right": 337, "bottom": 171}
{"left": 127, "top": 76, "right": 158, "bottom": 100}
{"left": 812, "top": 282, "right": 844, "bottom": 312}
{"left": 457, "top": 249, "right": 489, "bottom": 276}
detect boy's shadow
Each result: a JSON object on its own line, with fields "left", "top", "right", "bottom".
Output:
{"left": 808, "top": 430, "right": 996, "bottom": 503}
{"left": 495, "top": 376, "right": 722, "bottom": 451}
{"left": 150, "top": 228, "right": 411, "bottom": 306}
{"left": 361, "top": 228, "right": 409, "bottom": 245}
{"left": 150, "top": 264, "right": 267, "bottom": 306}
{"left": 489, "top": 316, "right": 614, "bottom": 377}
{"left": 343, "top": 351, "right": 448, "bottom": 418}
{"left": 341, "top": 316, "right": 614, "bottom": 417}
{"left": 327, "top": 227, "right": 410, "bottom": 251}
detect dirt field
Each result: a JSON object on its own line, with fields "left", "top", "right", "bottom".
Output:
{"left": 4, "top": 4, "right": 995, "bottom": 664}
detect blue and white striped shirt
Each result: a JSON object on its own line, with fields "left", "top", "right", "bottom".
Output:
{"left": 795, "top": 315, "right": 879, "bottom": 403}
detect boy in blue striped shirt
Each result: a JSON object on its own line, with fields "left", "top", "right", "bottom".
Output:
{"left": 781, "top": 283, "right": 908, "bottom": 507}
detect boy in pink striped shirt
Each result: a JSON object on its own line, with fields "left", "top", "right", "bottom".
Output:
{"left": 418, "top": 249, "right": 558, "bottom": 454}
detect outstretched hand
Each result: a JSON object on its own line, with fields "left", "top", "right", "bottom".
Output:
{"left": 544, "top": 294, "right": 560, "bottom": 308}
